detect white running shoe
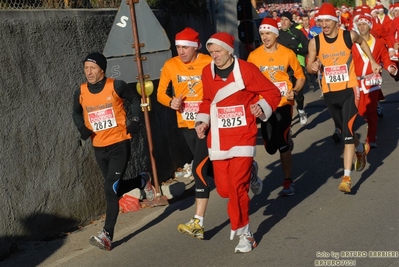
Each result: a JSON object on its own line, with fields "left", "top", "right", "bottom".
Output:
{"left": 140, "top": 171, "right": 155, "bottom": 201}
{"left": 235, "top": 232, "right": 257, "bottom": 253}
{"left": 298, "top": 109, "right": 308, "bottom": 125}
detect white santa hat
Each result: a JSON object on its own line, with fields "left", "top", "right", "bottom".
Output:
{"left": 317, "top": 3, "right": 339, "bottom": 22}
{"left": 206, "top": 32, "right": 234, "bottom": 54}
{"left": 259, "top": 18, "right": 279, "bottom": 36}
{"left": 175, "top": 27, "right": 201, "bottom": 49}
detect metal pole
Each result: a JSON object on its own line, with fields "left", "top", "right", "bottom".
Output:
{"left": 128, "top": 0, "right": 161, "bottom": 198}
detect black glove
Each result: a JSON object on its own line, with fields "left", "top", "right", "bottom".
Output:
{"left": 127, "top": 119, "right": 141, "bottom": 135}
{"left": 78, "top": 126, "right": 93, "bottom": 140}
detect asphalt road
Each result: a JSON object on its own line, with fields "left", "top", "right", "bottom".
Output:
{"left": 3, "top": 74, "right": 399, "bottom": 267}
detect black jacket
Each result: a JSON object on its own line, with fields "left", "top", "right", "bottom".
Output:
{"left": 277, "top": 25, "right": 309, "bottom": 57}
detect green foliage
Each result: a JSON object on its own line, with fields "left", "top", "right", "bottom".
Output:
{"left": 146, "top": 0, "right": 208, "bottom": 18}
{"left": 328, "top": 0, "right": 356, "bottom": 8}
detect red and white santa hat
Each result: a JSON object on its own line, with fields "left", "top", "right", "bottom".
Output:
{"left": 375, "top": 4, "right": 384, "bottom": 12}
{"left": 206, "top": 32, "right": 234, "bottom": 54}
{"left": 259, "top": 18, "right": 279, "bottom": 36}
{"left": 175, "top": 27, "right": 201, "bottom": 49}
{"left": 317, "top": 3, "right": 339, "bottom": 22}
{"left": 361, "top": 5, "right": 371, "bottom": 14}
{"left": 357, "top": 14, "right": 373, "bottom": 29}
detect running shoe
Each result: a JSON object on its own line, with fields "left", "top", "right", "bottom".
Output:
{"left": 338, "top": 176, "right": 351, "bottom": 193}
{"left": 298, "top": 109, "right": 308, "bottom": 125}
{"left": 369, "top": 142, "right": 378, "bottom": 148}
{"left": 354, "top": 143, "right": 369, "bottom": 172}
{"left": 235, "top": 232, "right": 257, "bottom": 253}
{"left": 281, "top": 179, "right": 295, "bottom": 196}
{"left": 332, "top": 128, "right": 341, "bottom": 143}
{"left": 140, "top": 171, "right": 155, "bottom": 201}
{"left": 177, "top": 218, "right": 204, "bottom": 240}
{"left": 89, "top": 229, "right": 112, "bottom": 251}
{"left": 377, "top": 106, "right": 384, "bottom": 119}
{"left": 250, "top": 161, "right": 263, "bottom": 195}
{"left": 183, "top": 162, "right": 193, "bottom": 178}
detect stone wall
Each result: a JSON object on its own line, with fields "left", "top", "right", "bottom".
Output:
{"left": 0, "top": 9, "right": 213, "bottom": 259}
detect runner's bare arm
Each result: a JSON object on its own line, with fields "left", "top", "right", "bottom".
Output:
{"left": 306, "top": 39, "right": 319, "bottom": 74}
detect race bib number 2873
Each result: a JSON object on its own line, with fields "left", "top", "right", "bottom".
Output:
{"left": 181, "top": 101, "right": 201, "bottom": 121}
{"left": 88, "top": 107, "right": 117, "bottom": 132}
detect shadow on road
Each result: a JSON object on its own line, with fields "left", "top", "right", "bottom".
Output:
{"left": 113, "top": 178, "right": 217, "bottom": 247}
{"left": 249, "top": 89, "right": 398, "bottom": 245}
{"left": 0, "top": 213, "right": 78, "bottom": 265}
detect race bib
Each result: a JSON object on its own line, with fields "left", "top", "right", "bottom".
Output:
{"left": 181, "top": 101, "right": 201, "bottom": 121}
{"left": 274, "top": 81, "right": 288, "bottom": 97}
{"left": 88, "top": 107, "right": 117, "bottom": 132}
{"left": 324, "top": 64, "right": 349, "bottom": 83}
{"left": 364, "top": 73, "right": 382, "bottom": 86}
{"left": 217, "top": 105, "right": 247, "bottom": 128}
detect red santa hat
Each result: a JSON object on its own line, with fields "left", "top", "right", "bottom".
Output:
{"left": 175, "top": 27, "right": 201, "bottom": 49}
{"left": 394, "top": 3, "right": 399, "bottom": 11}
{"left": 259, "top": 18, "right": 279, "bottom": 35}
{"left": 361, "top": 5, "right": 371, "bottom": 14}
{"left": 375, "top": 4, "right": 384, "bottom": 11}
{"left": 341, "top": 4, "right": 348, "bottom": 10}
{"left": 318, "top": 3, "right": 339, "bottom": 22}
{"left": 357, "top": 14, "right": 373, "bottom": 29}
{"left": 206, "top": 32, "right": 234, "bottom": 54}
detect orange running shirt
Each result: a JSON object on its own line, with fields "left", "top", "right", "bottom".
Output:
{"left": 247, "top": 44, "right": 304, "bottom": 107}
{"left": 80, "top": 78, "right": 130, "bottom": 147}
{"left": 157, "top": 53, "right": 212, "bottom": 129}
{"left": 317, "top": 29, "right": 358, "bottom": 93}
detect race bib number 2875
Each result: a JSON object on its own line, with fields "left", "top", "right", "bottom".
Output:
{"left": 217, "top": 105, "right": 247, "bottom": 128}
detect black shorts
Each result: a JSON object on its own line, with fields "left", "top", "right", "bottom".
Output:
{"left": 181, "top": 128, "right": 211, "bottom": 198}
{"left": 324, "top": 88, "right": 358, "bottom": 144}
{"left": 261, "top": 104, "right": 293, "bottom": 155}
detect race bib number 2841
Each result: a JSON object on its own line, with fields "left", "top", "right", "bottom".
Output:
{"left": 324, "top": 64, "right": 349, "bottom": 84}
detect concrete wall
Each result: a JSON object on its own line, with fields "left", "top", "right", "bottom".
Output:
{"left": 0, "top": 9, "right": 214, "bottom": 259}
